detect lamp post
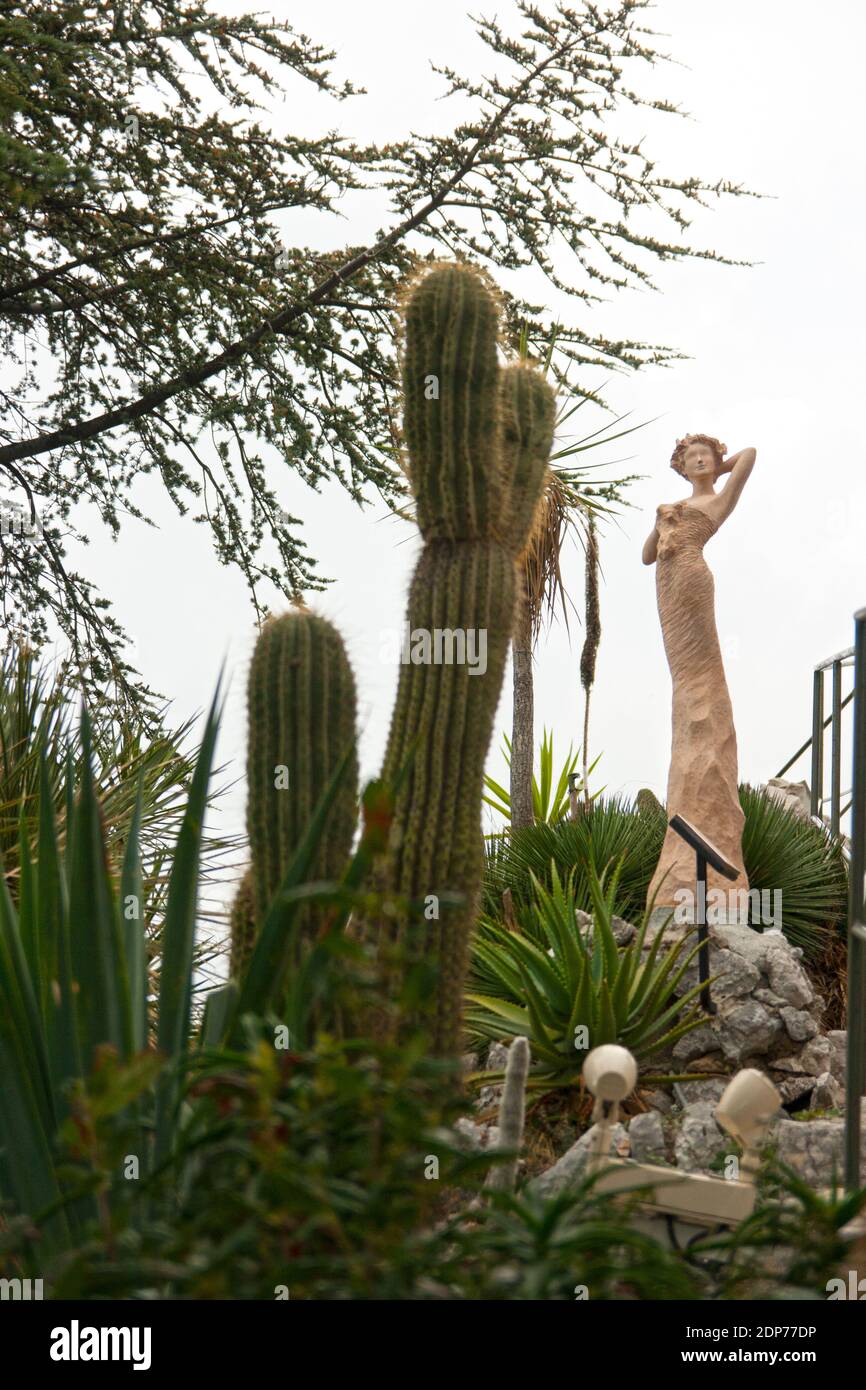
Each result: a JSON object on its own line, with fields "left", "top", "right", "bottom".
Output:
{"left": 667, "top": 814, "right": 740, "bottom": 1015}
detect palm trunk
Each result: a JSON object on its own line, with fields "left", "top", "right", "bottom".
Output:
{"left": 510, "top": 586, "right": 534, "bottom": 830}
{"left": 579, "top": 515, "right": 600, "bottom": 811}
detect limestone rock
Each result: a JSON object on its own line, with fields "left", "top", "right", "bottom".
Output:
{"left": 810, "top": 1072, "right": 844, "bottom": 1111}
{"left": 780, "top": 1007, "right": 819, "bottom": 1043}
{"left": 763, "top": 778, "right": 812, "bottom": 821}
{"left": 642, "top": 1088, "right": 675, "bottom": 1115}
{"left": 454, "top": 1116, "right": 499, "bottom": 1152}
{"left": 673, "top": 1077, "right": 727, "bottom": 1109}
{"left": 710, "top": 950, "right": 762, "bottom": 1001}
{"left": 486, "top": 1042, "right": 509, "bottom": 1071}
{"left": 713, "top": 922, "right": 771, "bottom": 972}
{"left": 675, "top": 1105, "right": 729, "bottom": 1173}
{"left": 753, "top": 987, "right": 791, "bottom": 1010}
{"left": 772, "top": 1035, "right": 832, "bottom": 1077}
{"left": 476, "top": 1041, "right": 509, "bottom": 1111}
{"left": 687, "top": 1054, "right": 728, "bottom": 1073}
{"left": 829, "top": 1031, "right": 847, "bottom": 1083}
{"left": 611, "top": 915, "right": 636, "bottom": 947}
{"left": 672, "top": 1025, "right": 720, "bottom": 1065}
{"left": 765, "top": 942, "right": 814, "bottom": 1009}
{"left": 774, "top": 1118, "right": 847, "bottom": 1186}
{"left": 775, "top": 1075, "right": 818, "bottom": 1106}
{"left": 718, "top": 1000, "right": 782, "bottom": 1064}
{"left": 628, "top": 1111, "right": 666, "bottom": 1163}
{"left": 529, "top": 1123, "right": 629, "bottom": 1198}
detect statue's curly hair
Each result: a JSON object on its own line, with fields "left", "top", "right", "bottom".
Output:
{"left": 670, "top": 433, "right": 727, "bottom": 478}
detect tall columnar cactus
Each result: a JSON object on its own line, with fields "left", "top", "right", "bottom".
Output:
{"left": 231, "top": 610, "right": 359, "bottom": 973}
{"left": 377, "top": 263, "right": 555, "bottom": 1055}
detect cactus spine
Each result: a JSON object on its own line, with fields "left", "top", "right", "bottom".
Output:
{"left": 231, "top": 610, "right": 359, "bottom": 974}
{"left": 487, "top": 1036, "right": 530, "bottom": 1194}
{"left": 377, "top": 264, "right": 554, "bottom": 1055}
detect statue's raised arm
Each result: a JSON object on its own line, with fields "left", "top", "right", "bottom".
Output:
{"left": 708, "top": 446, "right": 757, "bottom": 527}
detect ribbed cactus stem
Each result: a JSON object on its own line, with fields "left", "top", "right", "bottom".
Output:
{"left": 377, "top": 263, "right": 554, "bottom": 1055}
{"left": 228, "top": 869, "right": 256, "bottom": 979}
{"left": 242, "top": 609, "right": 358, "bottom": 970}
{"left": 636, "top": 787, "right": 664, "bottom": 818}
{"left": 487, "top": 1036, "right": 530, "bottom": 1193}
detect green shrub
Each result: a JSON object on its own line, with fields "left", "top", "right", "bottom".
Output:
{"left": 0, "top": 639, "right": 233, "bottom": 967}
{"left": 467, "top": 861, "right": 706, "bottom": 1090}
{"left": 483, "top": 795, "right": 664, "bottom": 930}
{"left": 739, "top": 783, "right": 847, "bottom": 954}
{"left": 483, "top": 788, "right": 848, "bottom": 957}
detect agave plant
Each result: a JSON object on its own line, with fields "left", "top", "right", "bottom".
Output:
{"left": 467, "top": 861, "right": 708, "bottom": 1091}
{"left": 483, "top": 728, "right": 602, "bottom": 829}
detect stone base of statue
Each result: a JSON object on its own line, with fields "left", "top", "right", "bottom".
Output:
{"left": 646, "top": 901, "right": 751, "bottom": 944}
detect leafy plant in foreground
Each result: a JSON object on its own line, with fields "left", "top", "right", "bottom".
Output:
{"left": 0, "top": 678, "right": 378, "bottom": 1259}
{"left": 0, "top": 640, "right": 236, "bottom": 967}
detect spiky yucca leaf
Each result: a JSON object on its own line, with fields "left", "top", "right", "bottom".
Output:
{"left": 484, "top": 728, "right": 602, "bottom": 827}
{"left": 0, "top": 639, "right": 239, "bottom": 993}
{"left": 468, "top": 861, "right": 707, "bottom": 1092}
{"left": 483, "top": 796, "right": 664, "bottom": 935}
{"left": 739, "top": 785, "right": 847, "bottom": 955}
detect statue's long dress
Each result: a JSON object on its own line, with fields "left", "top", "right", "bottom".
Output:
{"left": 647, "top": 501, "right": 749, "bottom": 910}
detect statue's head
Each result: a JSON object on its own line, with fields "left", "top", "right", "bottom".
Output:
{"left": 670, "top": 433, "right": 726, "bottom": 483}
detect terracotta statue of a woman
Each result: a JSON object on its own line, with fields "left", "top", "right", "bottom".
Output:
{"left": 642, "top": 434, "right": 756, "bottom": 920}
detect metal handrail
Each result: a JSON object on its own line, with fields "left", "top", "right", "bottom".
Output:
{"left": 776, "top": 646, "right": 855, "bottom": 839}
{"left": 775, "top": 691, "right": 854, "bottom": 781}
{"left": 845, "top": 611, "right": 866, "bottom": 1191}
{"left": 777, "top": 618, "right": 866, "bottom": 1190}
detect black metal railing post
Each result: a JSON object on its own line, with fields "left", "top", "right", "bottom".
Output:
{"left": 668, "top": 815, "right": 738, "bottom": 1016}
{"left": 845, "top": 609, "right": 866, "bottom": 1191}
{"left": 694, "top": 850, "right": 715, "bottom": 1014}
{"left": 831, "top": 659, "right": 843, "bottom": 837}
{"left": 811, "top": 667, "right": 824, "bottom": 819}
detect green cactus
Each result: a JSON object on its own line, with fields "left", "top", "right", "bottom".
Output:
{"left": 636, "top": 787, "right": 665, "bottom": 819}
{"left": 487, "top": 1035, "right": 530, "bottom": 1194}
{"left": 377, "top": 263, "right": 554, "bottom": 1055}
{"left": 234, "top": 610, "right": 359, "bottom": 973}
{"left": 228, "top": 869, "right": 257, "bottom": 979}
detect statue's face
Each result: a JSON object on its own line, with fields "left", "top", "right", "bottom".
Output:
{"left": 682, "top": 442, "right": 716, "bottom": 481}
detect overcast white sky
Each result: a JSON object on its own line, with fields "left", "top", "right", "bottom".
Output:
{"left": 68, "top": 0, "right": 866, "bottom": 877}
